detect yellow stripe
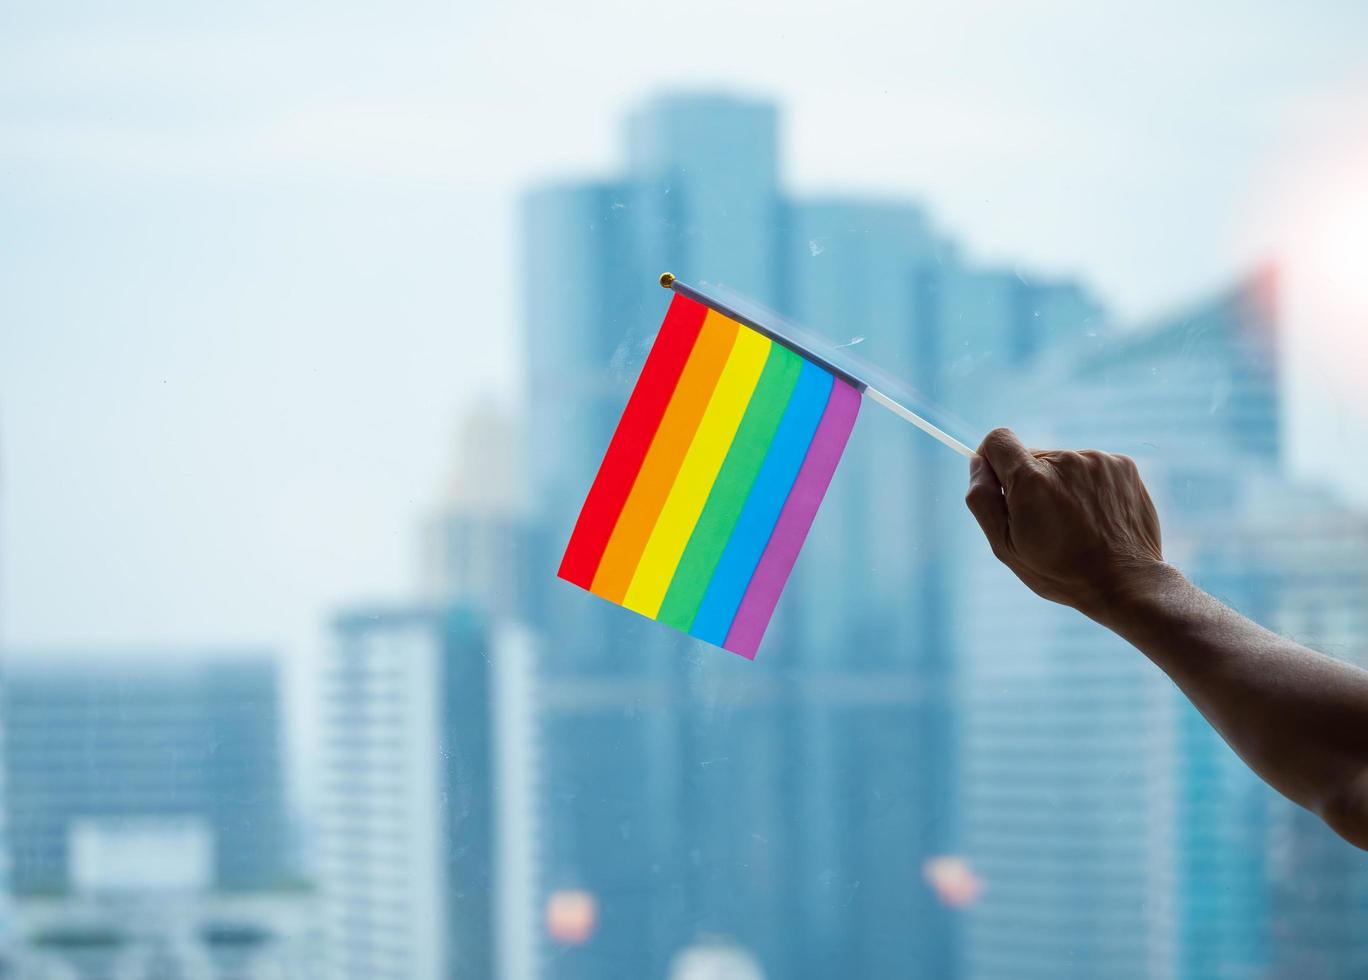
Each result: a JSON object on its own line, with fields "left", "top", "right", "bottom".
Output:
{"left": 622, "top": 325, "right": 772, "bottom": 617}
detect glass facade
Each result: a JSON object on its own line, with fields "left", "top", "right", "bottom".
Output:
{"left": 3, "top": 653, "right": 288, "bottom": 895}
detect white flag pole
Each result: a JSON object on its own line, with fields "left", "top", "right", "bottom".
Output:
{"left": 863, "top": 387, "right": 975, "bottom": 458}
{"left": 659, "top": 273, "right": 977, "bottom": 459}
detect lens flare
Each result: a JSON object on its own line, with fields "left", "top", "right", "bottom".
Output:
{"left": 1247, "top": 80, "right": 1368, "bottom": 429}
{"left": 1287, "top": 176, "right": 1368, "bottom": 323}
{"left": 923, "top": 855, "right": 984, "bottom": 908}
{"left": 546, "top": 889, "right": 598, "bottom": 945}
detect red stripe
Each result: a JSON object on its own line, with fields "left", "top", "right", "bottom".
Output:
{"left": 557, "top": 294, "right": 709, "bottom": 588}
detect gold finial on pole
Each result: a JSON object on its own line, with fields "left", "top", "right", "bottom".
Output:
{"left": 658, "top": 271, "right": 676, "bottom": 289}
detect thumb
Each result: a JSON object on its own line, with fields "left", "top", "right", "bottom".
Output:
{"left": 965, "top": 454, "right": 1010, "bottom": 560}
{"left": 977, "top": 427, "right": 1036, "bottom": 493}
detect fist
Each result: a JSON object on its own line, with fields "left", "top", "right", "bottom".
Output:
{"left": 965, "top": 427, "right": 1165, "bottom": 618}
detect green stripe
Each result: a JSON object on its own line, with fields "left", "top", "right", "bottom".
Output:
{"left": 656, "top": 343, "right": 803, "bottom": 631}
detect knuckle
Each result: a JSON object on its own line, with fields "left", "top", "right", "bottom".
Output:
{"left": 981, "top": 427, "right": 1014, "bottom": 450}
{"left": 1014, "top": 464, "right": 1047, "bottom": 489}
{"left": 1076, "top": 450, "right": 1111, "bottom": 473}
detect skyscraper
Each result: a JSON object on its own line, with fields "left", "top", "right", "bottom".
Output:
{"left": 955, "top": 272, "right": 1300, "bottom": 980}
{"left": 422, "top": 403, "right": 537, "bottom": 623}
{"left": 321, "top": 605, "right": 481, "bottom": 980}
{"left": 1194, "top": 502, "right": 1368, "bottom": 980}
{"left": 520, "top": 92, "right": 1110, "bottom": 980}
{"left": 516, "top": 89, "right": 1368, "bottom": 980}
{"left": 523, "top": 95, "right": 792, "bottom": 980}
{"left": 319, "top": 606, "right": 539, "bottom": 980}
{"left": 2, "top": 651, "right": 289, "bottom": 896}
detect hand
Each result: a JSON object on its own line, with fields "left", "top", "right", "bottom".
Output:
{"left": 964, "top": 427, "right": 1167, "bottom": 620}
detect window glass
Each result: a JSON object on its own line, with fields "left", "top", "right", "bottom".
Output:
{"left": 3, "top": 3, "right": 1368, "bottom": 978}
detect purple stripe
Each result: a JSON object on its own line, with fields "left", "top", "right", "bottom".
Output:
{"left": 722, "top": 379, "right": 861, "bottom": 659}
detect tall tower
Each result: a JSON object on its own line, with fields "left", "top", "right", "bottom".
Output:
{"left": 956, "top": 272, "right": 1285, "bottom": 980}
{"left": 323, "top": 401, "right": 542, "bottom": 979}
{"left": 422, "top": 403, "right": 536, "bottom": 622}
{"left": 320, "top": 608, "right": 542, "bottom": 980}
{"left": 518, "top": 92, "right": 1115, "bottom": 979}
{"left": 523, "top": 95, "right": 799, "bottom": 979}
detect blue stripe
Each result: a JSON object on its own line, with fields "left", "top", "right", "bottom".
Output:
{"left": 688, "top": 361, "right": 834, "bottom": 644}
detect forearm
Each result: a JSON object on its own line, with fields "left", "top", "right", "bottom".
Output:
{"left": 1091, "top": 562, "right": 1368, "bottom": 849}
{"left": 966, "top": 431, "right": 1368, "bottom": 849}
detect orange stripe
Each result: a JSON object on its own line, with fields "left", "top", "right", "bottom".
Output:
{"left": 590, "top": 311, "right": 740, "bottom": 603}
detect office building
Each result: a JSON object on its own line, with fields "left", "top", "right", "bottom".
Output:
{"left": 1195, "top": 503, "right": 1368, "bottom": 980}
{"left": 516, "top": 89, "right": 1368, "bottom": 979}
{"left": 2, "top": 652, "right": 289, "bottom": 896}
{"left": 422, "top": 403, "right": 538, "bottom": 623}
{"left": 520, "top": 92, "right": 1111, "bottom": 980}
{"left": 956, "top": 272, "right": 1292, "bottom": 979}
{"left": 318, "top": 607, "right": 537, "bottom": 980}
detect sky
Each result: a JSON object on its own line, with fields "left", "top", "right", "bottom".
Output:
{"left": 4, "top": 0, "right": 1368, "bottom": 800}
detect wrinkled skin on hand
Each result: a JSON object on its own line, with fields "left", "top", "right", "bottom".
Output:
{"left": 964, "top": 427, "right": 1164, "bottom": 619}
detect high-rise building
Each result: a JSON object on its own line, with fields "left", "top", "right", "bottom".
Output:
{"left": 2, "top": 651, "right": 289, "bottom": 896}
{"left": 318, "top": 607, "right": 538, "bottom": 980}
{"left": 1193, "top": 502, "right": 1368, "bottom": 980}
{"left": 523, "top": 95, "right": 793, "bottom": 980}
{"left": 1, "top": 650, "right": 302, "bottom": 977}
{"left": 520, "top": 92, "right": 1111, "bottom": 980}
{"left": 321, "top": 400, "right": 542, "bottom": 979}
{"left": 954, "top": 271, "right": 1304, "bottom": 980}
{"left": 517, "top": 90, "right": 1368, "bottom": 980}
{"left": 422, "top": 403, "right": 538, "bottom": 623}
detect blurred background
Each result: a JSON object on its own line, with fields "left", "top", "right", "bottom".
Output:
{"left": 4, "top": 0, "right": 1368, "bottom": 977}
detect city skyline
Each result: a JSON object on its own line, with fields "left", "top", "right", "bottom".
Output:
{"left": 5, "top": 29, "right": 1368, "bottom": 972}
{"left": 0, "top": 647, "right": 308, "bottom": 976}
{"left": 510, "top": 91, "right": 1368, "bottom": 979}
{"left": 516, "top": 92, "right": 1235, "bottom": 978}
{"left": 6, "top": 0, "right": 1368, "bottom": 681}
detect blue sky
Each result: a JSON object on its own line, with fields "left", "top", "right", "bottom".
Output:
{"left": 4, "top": 0, "right": 1368, "bottom": 784}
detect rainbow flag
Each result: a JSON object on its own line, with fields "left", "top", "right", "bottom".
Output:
{"left": 558, "top": 290, "right": 861, "bottom": 659}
